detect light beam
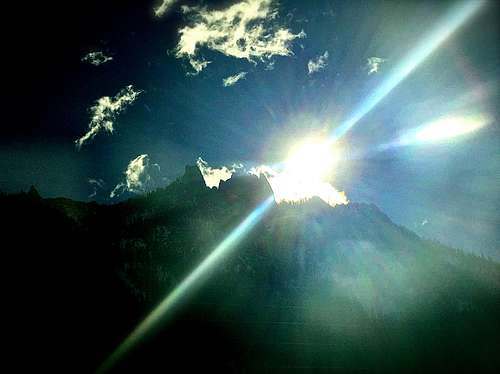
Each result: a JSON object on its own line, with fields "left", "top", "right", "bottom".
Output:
{"left": 330, "top": 0, "right": 484, "bottom": 142}
{"left": 97, "top": 195, "right": 275, "bottom": 373}
{"left": 378, "top": 113, "right": 490, "bottom": 150}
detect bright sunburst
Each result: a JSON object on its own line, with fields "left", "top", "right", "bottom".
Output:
{"left": 284, "top": 139, "right": 337, "bottom": 180}
{"left": 255, "top": 138, "right": 348, "bottom": 207}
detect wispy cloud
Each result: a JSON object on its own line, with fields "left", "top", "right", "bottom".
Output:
{"left": 154, "top": 0, "right": 178, "bottom": 17}
{"left": 109, "top": 182, "right": 128, "bottom": 199}
{"left": 196, "top": 157, "right": 243, "bottom": 188}
{"left": 249, "top": 164, "right": 348, "bottom": 207}
{"left": 82, "top": 51, "right": 113, "bottom": 66}
{"left": 366, "top": 56, "right": 386, "bottom": 75}
{"left": 188, "top": 59, "right": 211, "bottom": 75}
{"left": 307, "top": 50, "right": 329, "bottom": 75}
{"left": 75, "top": 85, "right": 142, "bottom": 149}
{"left": 222, "top": 72, "right": 248, "bottom": 87}
{"left": 110, "top": 154, "right": 160, "bottom": 198}
{"left": 88, "top": 178, "right": 105, "bottom": 199}
{"left": 175, "top": 0, "right": 305, "bottom": 74}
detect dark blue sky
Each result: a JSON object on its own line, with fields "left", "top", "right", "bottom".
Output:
{"left": 1, "top": 0, "right": 499, "bottom": 257}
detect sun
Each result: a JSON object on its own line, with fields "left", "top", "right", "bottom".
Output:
{"left": 250, "top": 137, "right": 348, "bottom": 206}
{"left": 284, "top": 138, "right": 337, "bottom": 181}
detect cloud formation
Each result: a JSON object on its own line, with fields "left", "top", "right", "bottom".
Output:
{"left": 110, "top": 154, "right": 160, "bottom": 198}
{"left": 82, "top": 51, "right": 113, "bottom": 66}
{"left": 88, "top": 178, "right": 105, "bottom": 199}
{"left": 195, "top": 156, "right": 347, "bottom": 206}
{"left": 366, "top": 57, "right": 386, "bottom": 75}
{"left": 249, "top": 164, "right": 348, "bottom": 207}
{"left": 175, "top": 0, "right": 305, "bottom": 74}
{"left": 154, "top": 0, "right": 178, "bottom": 17}
{"left": 307, "top": 51, "right": 329, "bottom": 75}
{"left": 197, "top": 157, "right": 242, "bottom": 188}
{"left": 222, "top": 71, "right": 248, "bottom": 87}
{"left": 75, "top": 85, "right": 142, "bottom": 149}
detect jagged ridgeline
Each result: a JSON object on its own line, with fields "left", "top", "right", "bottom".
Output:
{"left": 3, "top": 168, "right": 500, "bottom": 373}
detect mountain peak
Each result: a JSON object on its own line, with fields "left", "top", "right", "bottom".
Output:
{"left": 178, "top": 165, "right": 205, "bottom": 186}
{"left": 219, "top": 173, "right": 274, "bottom": 202}
{"left": 27, "top": 185, "right": 41, "bottom": 199}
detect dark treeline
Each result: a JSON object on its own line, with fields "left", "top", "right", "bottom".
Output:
{"left": 2, "top": 167, "right": 500, "bottom": 373}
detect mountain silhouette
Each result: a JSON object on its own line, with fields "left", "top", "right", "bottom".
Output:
{"left": 2, "top": 166, "right": 499, "bottom": 373}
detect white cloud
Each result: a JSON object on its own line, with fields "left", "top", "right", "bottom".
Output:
{"left": 124, "top": 154, "right": 151, "bottom": 193}
{"left": 223, "top": 71, "right": 248, "bottom": 87}
{"left": 265, "top": 60, "right": 275, "bottom": 70}
{"left": 175, "top": 0, "right": 305, "bottom": 74}
{"left": 82, "top": 51, "right": 113, "bottom": 66}
{"left": 422, "top": 219, "right": 429, "bottom": 226}
{"left": 75, "top": 85, "right": 142, "bottom": 149}
{"left": 110, "top": 183, "right": 126, "bottom": 199}
{"left": 188, "top": 58, "right": 211, "bottom": 75}
{"left": 249, "top": 164, "right": 348, "bottom": 207}
{"left": 110, "top": 154, "right": 160, "bottom": 198}
{"left": 89, "top": 178, "right": 105, "bottom": 188}
{"left": 307, "top": 50, "right": 329, "bottom": 75}
{"left": 180, "top": 156, "right": 348, "bottom": 206}
{"left": 196, "top": 157, "right": 240, "bottom": 188}
{"left": 88, "top": 178, "right": 105, "bottom": 199}
{"left": 154, "top": 0, "right": 178, "bottom": 17}
{"left": 366, "top": 57, "right": 386, "bottom": 75}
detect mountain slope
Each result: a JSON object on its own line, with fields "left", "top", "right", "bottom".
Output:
{"left": 2, "top": 167, "right": 499, "bottom": 373}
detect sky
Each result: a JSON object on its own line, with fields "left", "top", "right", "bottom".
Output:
{"left": 1, "top": 0, "right": 499, "bottom": 258}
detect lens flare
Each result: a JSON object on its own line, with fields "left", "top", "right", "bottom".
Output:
{"left": 413, "top": 115, "right": 489, "bottom": 142}
{"left": 330, "top": 0, "right": 484, "bottom": 141}
{"left": 97, "top": 196, "right": 275, "bottom": 373}
{"left": 378, "top": 113, "right": 491, "bottom": 151}
{"left": 97, "top": 3, "right": 487, "bottom": 371}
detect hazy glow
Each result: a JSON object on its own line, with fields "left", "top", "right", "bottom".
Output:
{"left": 331, "top": 0, "right": 484, "bottom": 141}
{"left": 97, "top": 196, "right": 274, "bottom": 373}
{"left": 251, "top": 139, "right": 348, "bottom": 207}
{"left": 378, "top": 114, "right": 491, "bottom": 151}
{"left": 413, "top": 115, "right": 488, "bottom": 142}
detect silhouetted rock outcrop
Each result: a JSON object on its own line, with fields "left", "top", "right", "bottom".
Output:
{"left": 179, "top": 165, "right": 205, "bottom": 186}
{"left": 219, "top": 173, "right": 274, "bottom": 203}
{"left": 27, "top": 185, "right": 40, "bottom": 199}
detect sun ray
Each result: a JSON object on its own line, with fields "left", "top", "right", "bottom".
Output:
{"left": 330, "top": 0, "right": 485, "bottom": 142}
{"left": 97, "top": 196, "right": 275, "bottom": 373}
